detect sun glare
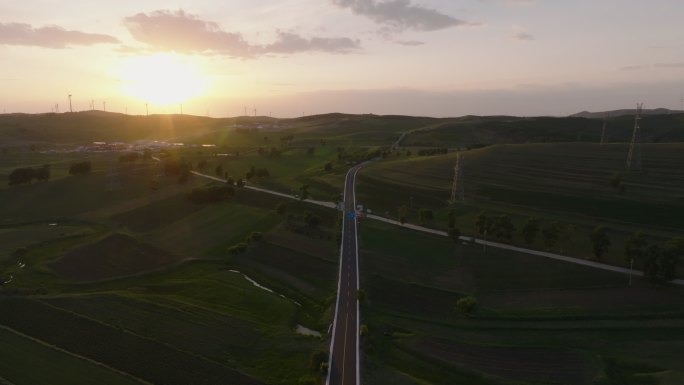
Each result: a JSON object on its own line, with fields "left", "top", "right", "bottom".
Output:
{"left": 119, "top": 54, "right": 207, "bottom": 106}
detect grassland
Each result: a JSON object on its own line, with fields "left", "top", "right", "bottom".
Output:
{"left": 358, "top": 220, "right": 684, "bottom": 385}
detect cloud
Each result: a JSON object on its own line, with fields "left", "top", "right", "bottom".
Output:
{"left": 123, "top": 10, "right": 360, "bottom": 57}
{"left": 331, "top": 0, "right": 477, "bottom": 32}
{"left": 512, "top": 32, "right": 534, "bottom": 41}
{"left": 619, "top": 63, "right": 684, "bottom": 71}
{"left": 396, "top": 40, "right": 425, "bottom": 46}
{"left": 619, "top": 64, "right": 648, "bottom": 71}
{"left": 0, "top": 22, "right": 118, "bottom": 48}
{"left": 654, "top": 62, "right": 684, "bottom": 68}
{"left": 124, "top": 10, "right": 251, "bottom": 56}
{"left": 260, "top": 32, "right": 360, "bottom": 54}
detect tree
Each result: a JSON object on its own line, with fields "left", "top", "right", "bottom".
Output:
{"left": 197, "top": 160, "right": 207, "bottom": 171}
{"left": 418, "top": 209, "right": 434, "bottom": 224}
{"left": 398, "top": 204, "right": 408, "bottom": 224}
{"left": 590, "top": 225, "right": 611, "bottom": 259}
{"left": 309, "top": 350, "right": 328, "bottom": 374}
{"left": 324, "top": 162, "right": 333, "bottom": 172}
{"left": 247, "top": 232, "right": 263, "bottom": 242}
{"left": 493, "top": 214, "right": 515, "bottom": 241}
{"left": 557, "top": 223, "right": 576, "bottom": 253}
{"left": 625, "top": 231, "right": 647, "bottom": 266}
{"left": 542, "top": 222, "right": 560, "bottom": 250}
{"left": 475, "top": 211, "right": 490, "bottom": 236}
{"left": 521, "top": 217, "right": 540, "bottom": 245}
{"left": 299, "top": 184, "right": 309, "bottom": 200}
{"left": 455, "top": 296, "right": 478, "bottom": 314}
{"left": 447, "top": 209, "right": 457, "bottom": 229}
{"left": 69, "top": 161, "right": 92, "bottom": 175}
{"left": 228, "top": 242, "right": 248, "bottom": 255}
{"left": 448, "top": 227, "right": 461, "bottom": 242}
{"left": 645, "top": 237, "right": 684, "bottom": 285}
{"left": 307, "top": 147, "right": 315, "bottom": 156}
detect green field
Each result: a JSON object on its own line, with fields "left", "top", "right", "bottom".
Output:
{"left": 0, "top": 325, "right": 145, "bottom": 385}
{"left": 358, "top": 142, "right": 684, "bottom": 270}
{"left": 358, "top": 220, "right": 684, "bottom": 385}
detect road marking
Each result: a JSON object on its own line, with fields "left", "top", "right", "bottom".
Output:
{"left": 341, "top": 313, "right": 350, "bottom": 385}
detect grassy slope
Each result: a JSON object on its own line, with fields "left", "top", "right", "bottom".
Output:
{"left": 359, "top": 220, "right": 684, "bottom": 385}
{"left": 401, "top": 114, "right": 684, "bottom": 147}
{"left": 358, "top": 142, "right": 684, "bottom": 269}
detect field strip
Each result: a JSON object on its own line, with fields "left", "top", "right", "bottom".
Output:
{"left": 190, "top": 170, "right": 684, "bottom": 286}
{"left": 0, "top": 325, "right": 150, "bottom": 384}
{"left": 365, "top": 214, "right": 684, "bottom": 287}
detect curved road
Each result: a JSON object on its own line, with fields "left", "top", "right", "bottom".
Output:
{"left": 326, "top": 164, "right": 363, "bottom": 385}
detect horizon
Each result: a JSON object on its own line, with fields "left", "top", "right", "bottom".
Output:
{"left": 2, "top": 1, "right": 684, "bottom": 117}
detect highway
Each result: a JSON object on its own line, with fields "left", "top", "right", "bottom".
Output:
{"left": 326, "top": 164, "right": 363, "bottom": 385}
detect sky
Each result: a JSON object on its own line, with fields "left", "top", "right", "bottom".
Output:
{"left": 1, "top": 0, "right": 683, "bottom": 118}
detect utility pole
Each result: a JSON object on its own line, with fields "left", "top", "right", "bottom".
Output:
{"left": 68, "top": 94, "right": 73, "bottom": 113}
{"left": 103, "top": 101, "right": 106, "bottom": 112}
{"left": 628, "top": 258, "right": 634, "bottom": 286}
{"left": 180, "top": 104, "right": 183, "bottom": 115}
{"left": 145, "top": 103, "right": 149, "bottom": 116}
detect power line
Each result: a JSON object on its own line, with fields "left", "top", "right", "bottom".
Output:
{"left": 449, "top": 154, "right": 464, "bottom": 203}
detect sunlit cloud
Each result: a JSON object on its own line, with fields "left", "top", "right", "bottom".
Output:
{"left": 0, "top": 22, "right": 118, "bottom": 48}
{"left": 124, "top": 10, "right": 360, "bottom": 57}
{"left": 331, "top": 0, "right": 478, "bottom": 32}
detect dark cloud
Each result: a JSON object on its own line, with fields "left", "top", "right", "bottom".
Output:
{"left": 331, "top": 0, "right": 476, "bottom": 32}
{"left": 124, "top": 10, "right": 360, "bottom": 57}
{"left": 512, "top": 32, "right": 534, "bottom": 41}
{"left": 0, "top": 22, "right": 118, "bottom": 48}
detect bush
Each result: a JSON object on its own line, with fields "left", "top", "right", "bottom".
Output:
{"left": 228, "top": 243, "right": 248, "bottom": 255}
{"left": 69, "top": 161, "right": 93, "bottom": 175}
{"left": 455, "top": 296, "right": 478, "bottom": 314}
{"left": 247, "top": 232, "right": 263, "bottom": 242}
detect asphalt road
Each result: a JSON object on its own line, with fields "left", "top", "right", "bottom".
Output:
{"left": 326, "top": 164, "right": 363, "bottom": 385}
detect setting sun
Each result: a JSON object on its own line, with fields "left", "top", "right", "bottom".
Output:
{"left": 119, "top": 54, "right": 206, "bottom": 106}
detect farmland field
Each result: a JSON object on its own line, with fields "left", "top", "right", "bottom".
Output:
{"left": 2, "top": 112, "right": 684, "bottom": 384}
{"left": 358, "top": 220, "right": 684, "bottom": 385}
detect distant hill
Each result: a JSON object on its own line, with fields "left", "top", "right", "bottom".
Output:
{"left": 570, "top": 108, "right": 681, "bottom": 119}
{"left": 2, "top": 110, "right": 683, "bottom": 147}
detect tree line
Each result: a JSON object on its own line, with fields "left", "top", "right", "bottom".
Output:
{"left": 8, "top": 165, "right": 50, "bottom": 185}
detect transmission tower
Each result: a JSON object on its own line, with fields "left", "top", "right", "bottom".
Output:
{"left": 68, "top": 94, "right": 73, "bottom": 113}
{"left": 449, "top": 154, "right": 464, "bottom": 203}
{"left": 600, "top": 113, "right": 608, "bottom": 145}
{"left": 626, "top": 103, "right": 643, "bottom": 171}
